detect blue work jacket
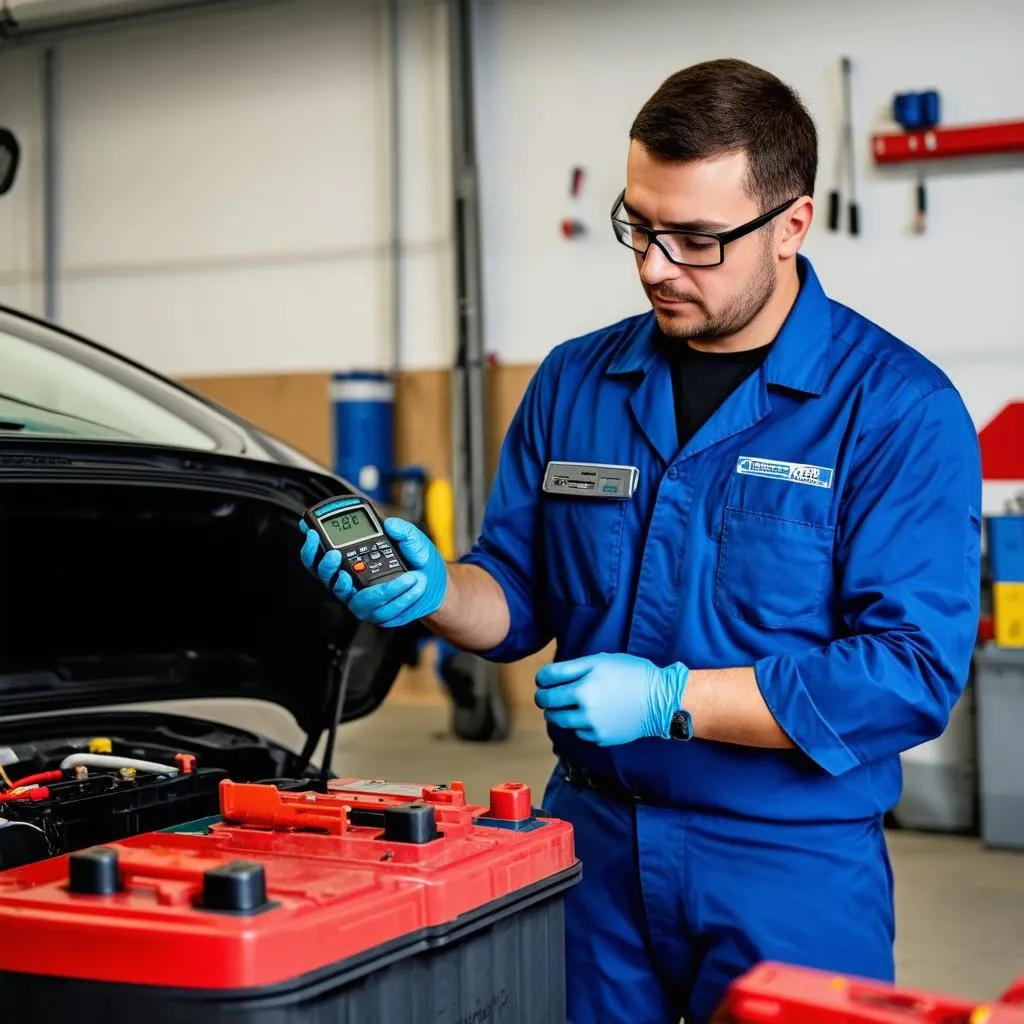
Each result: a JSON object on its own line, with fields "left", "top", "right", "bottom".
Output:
{"left": 462, "top": 256, "right": 982, "bottom": 823}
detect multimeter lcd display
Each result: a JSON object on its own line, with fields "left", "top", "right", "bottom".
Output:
{"left": 319, "top": 507, "right": 380, "bottom": 547}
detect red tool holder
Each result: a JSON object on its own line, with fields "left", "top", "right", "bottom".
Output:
{"left": 715, "top": 962, "right": 1024, "bottom": 1024}
{"left": 872, "top": 119, "right": 1024, "bottom": 164}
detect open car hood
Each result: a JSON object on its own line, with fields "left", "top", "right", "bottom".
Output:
{"left": 0, "top": 438, "right": 418, "bottom": 739}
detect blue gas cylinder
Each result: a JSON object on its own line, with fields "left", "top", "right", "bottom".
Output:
{"left": 330, "top": 371, "right": 394, "bottom": 504}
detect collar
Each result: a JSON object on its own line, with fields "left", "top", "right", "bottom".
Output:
{"left": 606, "top": 254, "right": 833, "bottom": 396}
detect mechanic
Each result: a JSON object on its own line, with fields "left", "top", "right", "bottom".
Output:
{"left": 301, "top": 58, "right": 982, "bottom": 1024}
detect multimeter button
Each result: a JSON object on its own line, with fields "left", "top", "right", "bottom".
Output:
{"left": 358, "top": 545, "right": 370, "bottom": 554}
{"left": 345, "top": 549, "right": 358, "bottom": 559}
{"left": 369, "top": 550, "right": 382, "bottom": 561}
{"left": 352, "top": 561, "right": 367, "bottom": 572}
{"left": 387, "top": 560, "right": 401, "bottom": 570}
{"left": 380, "top": 546, "right": 393, "bottom": 556}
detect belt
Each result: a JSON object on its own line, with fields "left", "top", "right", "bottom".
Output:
{"left": 560, "top": 761, "right": 665, "bottom": 808}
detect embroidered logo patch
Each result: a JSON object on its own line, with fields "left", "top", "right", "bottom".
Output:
{"left": 736, "top": 456, "right": 834, "bottom": 489}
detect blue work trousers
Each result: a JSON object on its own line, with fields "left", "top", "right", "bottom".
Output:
{"left": 543, "top": 766, "right": 896, "bottom": 1024}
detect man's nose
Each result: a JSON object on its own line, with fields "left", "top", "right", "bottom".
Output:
{"left": 640, "top": 241, "right": 684, "bottom": 286}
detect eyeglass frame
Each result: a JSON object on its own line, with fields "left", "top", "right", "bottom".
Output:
{"left": 610, "top": 190, "right": 801, "bottom": 268}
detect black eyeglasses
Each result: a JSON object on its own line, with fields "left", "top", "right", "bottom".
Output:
{"left": 610, "top": 190, "right": 800, "bottom": 268}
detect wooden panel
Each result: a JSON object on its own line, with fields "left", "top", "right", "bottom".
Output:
{"left": 394, "top": 369, "right": 452, "bottom": 481}
{"left": 182, "top": 372, "right": 333, "bottom": 466}
{"left": 487, "top": 362, "right": 537, "bottom": 471}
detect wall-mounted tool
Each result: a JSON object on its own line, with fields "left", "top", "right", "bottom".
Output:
{"left": 560, "top": 166, "right": 587, "bottom": 239}
{"left": 893, "top": 90, "right": 941, "bottom": 132}
{"left": 912, "top": 175, "right": 927, "bottom": 234}
{"left": 892, "top": 90, "right": 941, "bottom": 235}
{"left": 828, "top": 57, "right": 859, "bottom": 236}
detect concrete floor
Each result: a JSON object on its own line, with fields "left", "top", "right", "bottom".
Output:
{"left": 177, "top": 696, "right": 1024, "bottom": 1005}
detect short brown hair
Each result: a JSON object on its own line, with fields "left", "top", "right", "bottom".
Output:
{"left": 629, "top": 58, "right": 818, "bottom": 209}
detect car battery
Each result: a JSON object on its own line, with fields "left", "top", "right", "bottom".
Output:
{"left": 712, "top": 962, "right": 1024, "bottom": 1024}
{"left": 0, "top": 776, "right": 580, "bottom": 1024}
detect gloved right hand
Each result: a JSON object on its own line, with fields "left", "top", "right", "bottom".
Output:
{"left": 299, "top": 516, "right": 449, "bottom": 628}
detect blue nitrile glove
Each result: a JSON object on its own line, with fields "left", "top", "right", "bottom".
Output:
{"left": 534, "top": 653, "right": 689, "bottom": 746}
{"left": 299, "top": 516, "right": 448, "bottom": 628}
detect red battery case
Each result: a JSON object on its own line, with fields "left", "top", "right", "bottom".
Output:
{"left": 0, "top": 776, "right": 580, "bottom": 1023}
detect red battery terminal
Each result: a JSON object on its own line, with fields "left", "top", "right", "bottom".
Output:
{"left": 486, "top": 783, "right": 532, "bottom": 822}
{"left": 174, "top": 754, "right": 196, "bottom": 775}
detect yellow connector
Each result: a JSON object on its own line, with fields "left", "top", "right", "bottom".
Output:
{"left": 88, "top": 737, "right": 112, "bottom": 754}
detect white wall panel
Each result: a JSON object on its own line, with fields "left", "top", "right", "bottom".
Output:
{"left": 59, "top": 2, "right": 386, "bottom": 268}
{"left": 4, "top": 0, "right": 454, "bottom": 376}
{"left": 473, "top": 0, "right": 1024, "bottom": 383}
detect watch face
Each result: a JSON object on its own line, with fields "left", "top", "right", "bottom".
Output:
{"left": 670, "top": 710, "right": 693, "bottom": 741}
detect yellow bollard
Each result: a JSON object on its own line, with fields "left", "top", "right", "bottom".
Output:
{"left": 425, "top": 478, "right": 457, "bottom": 561}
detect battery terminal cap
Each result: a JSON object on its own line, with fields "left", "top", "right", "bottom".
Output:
{"left": 174, "top": 753, "right": 197, "bottom": 775}
{"left": 88, "top": 737, "right": 112, "bottom": 754}
{"left": 487, "top": 783, "right": 532, "bottom": 822}
{"left": 69, "top": 846, "right": 122, "bottom": 896}
{"left": 201, "top": 860, "right": 270, "bottom": 915}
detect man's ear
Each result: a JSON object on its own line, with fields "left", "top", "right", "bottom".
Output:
{"left": 778, "top": 197, "right": 814, "bottom": 258}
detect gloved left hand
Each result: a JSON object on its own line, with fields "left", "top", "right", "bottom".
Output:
{"left": 299, "top": 516, "right": 448, "bottom": 628}
{"left": 534, "top": 653, "right": 689, "bottom": 746}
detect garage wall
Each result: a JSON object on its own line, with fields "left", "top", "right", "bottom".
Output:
{"left": 0, "top": 0, "right": 455, "bottom": 377}
{"left": 472, "top": 0, "right": 1024, "bottom": 443}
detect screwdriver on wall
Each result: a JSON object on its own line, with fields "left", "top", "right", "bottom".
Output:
{"left": 828, "top": 56, "right": 860, "bottom": 236}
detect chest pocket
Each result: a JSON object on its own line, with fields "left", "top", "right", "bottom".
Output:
{"left": 714, "top": 467, "right": 836, "bottom": 629}
{"left": 543, "top": 496, "right": 627, "bottom": 608}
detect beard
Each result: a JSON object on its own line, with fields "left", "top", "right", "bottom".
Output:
{"left": 647, "top": 241, "right": 777, "bottom": 342}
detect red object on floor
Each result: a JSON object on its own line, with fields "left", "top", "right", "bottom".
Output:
{"left": 713, "top": 962, "right": 1024, "bottom": 1024}
{"left": 872, "top": 120, "right": 1024, "bottom": 164}
{"left": 1003, "top": 973, "right": 1024, "bottom": 1005}
{"left": 0, "top": 777, "right": 578, "bottom": 993}
{"left": 979, "top": 402, "right": 1024, "bottom": 481}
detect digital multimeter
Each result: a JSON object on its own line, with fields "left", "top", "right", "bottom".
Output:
{"left": 303, "top": 496, "right": 410, "bottom": 589}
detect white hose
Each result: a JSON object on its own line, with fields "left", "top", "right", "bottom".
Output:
{"left": 59, "top": 754, "right": 179, "bottom": 775}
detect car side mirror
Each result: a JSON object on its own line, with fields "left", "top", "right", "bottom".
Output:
{"left": 0, "top": 128, "right": 21, "bottom": 196}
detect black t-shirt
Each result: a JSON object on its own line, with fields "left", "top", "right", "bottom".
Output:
{"left": 658, "top": 333, "right": 774, "bottom": 448}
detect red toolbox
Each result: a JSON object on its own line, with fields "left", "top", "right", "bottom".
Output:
{"left": 713, "top": 962, "right": 1024, "bottom": 1024}
{"left": 0, "top": 775, "right": 580, "bottom": 1024}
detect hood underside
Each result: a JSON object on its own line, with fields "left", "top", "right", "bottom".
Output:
{"left": 0, "top": 440, "right": 416, "bottom": 737}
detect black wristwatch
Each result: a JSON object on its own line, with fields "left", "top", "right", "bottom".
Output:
{"left": 669, "top": 709, "right": 693, "bottom": 741}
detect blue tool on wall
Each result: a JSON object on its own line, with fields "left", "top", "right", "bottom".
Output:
{"left": 828, "top": 57, "right": 859, "bottom": 236}
{"left": 893, "top": 90, "right": 941, "bottom": 131}
{"left": 892, "top": 89, "right": 942, "bottom": 234}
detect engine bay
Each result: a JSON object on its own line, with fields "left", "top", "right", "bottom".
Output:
{"left": 0, "top": 470, "right": 414, "bottom": 874}
{"left": 0, "top": 714, "right": 319, "bottom": 870}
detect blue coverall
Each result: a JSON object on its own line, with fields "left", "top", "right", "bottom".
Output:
{"left": 461, "top": 256, "right": 982, "bottom": 1023}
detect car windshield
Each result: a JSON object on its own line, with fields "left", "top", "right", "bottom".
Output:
{"left": 0, "top": 322, "right": 218, "bottom": 450}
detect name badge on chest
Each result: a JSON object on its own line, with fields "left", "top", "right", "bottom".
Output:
{"left": 542, "top": 461, "right": 639, "bottom": 500}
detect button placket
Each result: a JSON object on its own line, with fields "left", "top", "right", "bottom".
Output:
{"left": 627, "top": 463, "right": 692, "bottom": 659}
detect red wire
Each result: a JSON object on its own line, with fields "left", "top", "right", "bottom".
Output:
{"left": 8, "top": 770, "right": 62, "bottom": 790}
{"left": 0, "top": 787, "right": 50, "bottom": 803}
